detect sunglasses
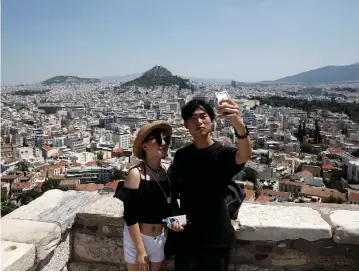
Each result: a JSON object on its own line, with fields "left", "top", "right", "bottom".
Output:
{"left": 145, "top": 133, "right": 171, "bottom": 146}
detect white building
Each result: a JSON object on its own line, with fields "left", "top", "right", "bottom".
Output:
{"left": 73, "top": 152, "right": 95, "bottom": 164}
{"left": 112, "top": 132, "right": 131, "bottom": 149}
{"left": 347, "top": 160, "right": 359, "bottom": 183}
{"left": 306, "top": 177, "right": 325, "bottom": 187}
{"left": 64, "top": 137, "right": 86, "bottom": 153}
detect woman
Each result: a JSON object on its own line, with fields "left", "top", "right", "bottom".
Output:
{"left": 115, "top": 120, "right": 175, "bottom": 271}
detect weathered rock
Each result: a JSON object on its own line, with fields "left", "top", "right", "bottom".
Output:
{"left": 4, "top": 189, "right": 100, "bottom": 232}
{"left": 330, "top": 210, "right": 359, "bottom": 245}
{"left": 68, "top": 261, "right": 125, "bottom": 271}
{"left": 235, "top": 204, "right": 332, "bottom": 241}
{"left": 1, "top": 241, "right": 36, "bottom": 271}
{"left": 1, "top": 218, "right": 61, "bottom": 261}
{"left": 72, "top": 232, "right": 124, "bottom": 265}
{"left": 270, "top": 249, "right": 311, "bottom": 267}
{"left": 76, "top": 194, "right": 124, "bottom": 226}
{"left": 235, "top": 263, "right": 282, "bottom": 271}
{"left": 37, "top": 231, "right": 71, "bottom": 271}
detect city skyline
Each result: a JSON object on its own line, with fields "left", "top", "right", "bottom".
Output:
{"left": 2, "top": 0, "right": 359, "bottom": 85}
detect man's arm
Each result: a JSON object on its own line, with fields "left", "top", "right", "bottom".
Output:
{"left": 218, "top": 98, "right": 252, "bottom": 165}
{"left": 232, "top": 118, "right": 252, "bottom": 165}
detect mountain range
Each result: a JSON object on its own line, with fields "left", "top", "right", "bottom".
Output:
{"left": 41, "top": 62, "right": 359, "bottom": 86}
{"left": 100, "top": 62, "right": 359, "bottom": 85}
{"left": 272, "top": 62, "right": 359, "bottom": 84}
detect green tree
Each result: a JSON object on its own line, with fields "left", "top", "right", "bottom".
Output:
{"left": 253, "top": 138, "right": 265, "bottom": 150}
{"left": 296, "top": 121, "right": 304, "bottom": 143}
{"left": 1, "top": 187, "right": 9, "bottom": 202}
{"left": 1, "top": 203, "right": 16, "bottom": 217}
{"left": 242, "top": 167, "right": 259, "bottom": 184}
{"left": 300, "top": 142, "right": 313, "bottom": 154}
{"left": 227, "top": 133, "right": 234, "bottom": 143}
{"left": 16, "top": 161, "right": 29, "bottom": 175}
{"left": 322, "top": 195, "right": 337, "bottom": 203}
{"left": 97, "top": 153, "right": 104, "bottom": 160}
{"left": 42, "top": 178, "right": 57, "bottom": 192}
{"left": 112, "top": 169, "right": 127, "bottom": 180}
{"left": 313, "top": 120, "right": 322, "bottom": 144}
{"left": 17, "top": 189, "right": 42, "bottom": 206}
{"left": 352, "top": 149, "right": 359, "bottom": 158}
{"left": 262, "top": 184, "right": 273, "bottom": 190}
{"left": 295, "top": 164, "right": 303, "bottom": 173}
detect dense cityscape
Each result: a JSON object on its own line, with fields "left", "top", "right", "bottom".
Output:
{"left": 1, "top": 65, "right": 359, "bottom": 216}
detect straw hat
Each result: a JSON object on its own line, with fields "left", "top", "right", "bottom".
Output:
{"left": 133, "top": 120, "right": 172, "bottom": 159}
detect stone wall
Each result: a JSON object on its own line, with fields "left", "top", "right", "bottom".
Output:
{"left": 1, "top": 189, "right": 359, "bottom": 271}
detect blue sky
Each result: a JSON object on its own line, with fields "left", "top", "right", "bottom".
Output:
{"left": 2, "top": 0, "right": 359, "bottom": 85}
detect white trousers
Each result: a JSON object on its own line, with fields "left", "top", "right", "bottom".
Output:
{"left": 123, "top": 224, "right": 168, "bottom": 264}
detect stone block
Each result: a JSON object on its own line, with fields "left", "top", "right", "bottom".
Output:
{"left": 315, "top": 254, "right": 359, "bottom": 270}
{"left": 329, "top": 210, "right": 359, "bottom": 245}
{"left": 1, "top": 241, "right": 36, "bottom": 271}
{"left": 37, "top": 231, "right": 71, "bottom": 271}
{"left": 1, "top": 218, "right": 61, "bottom": 261}
{"left": 270, "top": 249, "right": 311, "bottom": 267}
{"left": 76, "top": 194, "right": 124, "bottom": 226}
{"left": 235, "top": 204, "right": 332, "bottom": 241}
{"left": 68, "top": 261, "right": 125, "bottom": 271}
{"left": 236, "top": 263, "right": 282, "bottom": 271}
{"left": 72, "top": 232, "right": 125, "bottom": 265}
{"left": 4, "top": 189, "right": 100, "bottom": 232}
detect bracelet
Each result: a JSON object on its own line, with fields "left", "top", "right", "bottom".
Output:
{"left": 233, "top": 125, "right": 249, "bottom": 139}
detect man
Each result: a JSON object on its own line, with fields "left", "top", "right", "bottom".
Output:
{"left": 169, "top": 98, "right": 252, "bottom": 271}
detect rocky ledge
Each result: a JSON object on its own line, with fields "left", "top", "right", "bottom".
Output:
{"left": 1, "top": 190, "right": 359, "bottom": 271}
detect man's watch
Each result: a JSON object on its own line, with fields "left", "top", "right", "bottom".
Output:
{"left": 233, "top": 125, "right": 249, "bottom": 139}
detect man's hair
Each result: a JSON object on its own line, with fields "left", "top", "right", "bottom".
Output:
{"left": 181, "top": 99, "right": 215, "bottom": 121}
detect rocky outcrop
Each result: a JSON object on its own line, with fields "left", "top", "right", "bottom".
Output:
{"left": 122, "top": 65, "right": 191, "bottom": 89}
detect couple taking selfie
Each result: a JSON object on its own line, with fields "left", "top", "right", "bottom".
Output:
{"left": 115, "top": 97, "right": 252, "bottom": 271}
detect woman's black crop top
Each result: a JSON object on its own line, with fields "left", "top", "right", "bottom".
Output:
{"left": 114, "top": 164, "right": 173, "bottom": 226}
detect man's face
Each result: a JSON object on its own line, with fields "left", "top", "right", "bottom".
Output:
{"left": 184, "top": 107, "right": 212, "bottom": 138}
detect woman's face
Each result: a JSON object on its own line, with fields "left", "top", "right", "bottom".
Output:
{"left": 142, "top": 130, "right": 171, "bottom": 159}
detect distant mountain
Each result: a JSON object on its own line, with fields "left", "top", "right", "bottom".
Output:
{"left": 101, "top": 73, "right": 232, "bottom": 85}
{"left": 121, "top": 65, "right": 191, "bottom": 88}
{"left": 274, "top": 63, "right": 359, "bottom": 84}
{"left": 184, "top": 77, "right": 234, "bottom": 85}
{"left": 42, "top": 75, "right": 100, "bottom": 85}
{"left": 100, "top": 73, "right": 142, "bottom": 83}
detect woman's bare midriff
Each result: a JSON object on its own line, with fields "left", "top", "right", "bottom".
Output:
{"left": 139, "top": 223, "right": 166, "bottom": 236}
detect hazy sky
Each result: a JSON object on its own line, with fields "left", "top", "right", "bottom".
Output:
{"left": 2, "top": 0, "right": 359, "bottom": 85}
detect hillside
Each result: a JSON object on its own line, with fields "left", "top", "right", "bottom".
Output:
{"left": 100, "top": 73, "right": 141, "bottom": 83}
{"left": 41, "top": 76, "right": 101, "bottom": 85}
{"left": 274, "top": 62, "right": 359, "bottom": 84}
{"left": 121, "top": 65, "right": 191, "bottom": 88}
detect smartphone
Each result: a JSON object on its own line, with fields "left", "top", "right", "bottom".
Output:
{"left": 215, "top": 91, "right": 229, "bottom": 104}
{"left": 162, "top": 215, "right": 187, "bottom": 226}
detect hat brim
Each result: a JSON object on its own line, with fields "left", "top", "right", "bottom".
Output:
{"left": 133, "top": 121, "right": 172, "bottom": 159}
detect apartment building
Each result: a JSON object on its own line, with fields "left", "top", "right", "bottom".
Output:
{"left": 65, "top": 166, "right": 113, "bottom": 184}
{"left": 64, "top": 137, "right": 86, "bottom": 153}
{"left": 112, "top": 131, "right": 131, "bottom": 149}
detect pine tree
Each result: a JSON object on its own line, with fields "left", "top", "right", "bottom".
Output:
{"left": 314, "top": 120, "right": 322, "bottom": 144}
{"left": 296, "top": 121, "right": 304, "bottom": 143}
{"left": 345, "top": 125, "right": 349, "bottom": 137}
{"left": 303, "top": 121, "right": 306, "bottom": 136}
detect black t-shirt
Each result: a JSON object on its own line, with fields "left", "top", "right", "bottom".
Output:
{"left": 170, "top": 141, "right": 245, "bottom": 249}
